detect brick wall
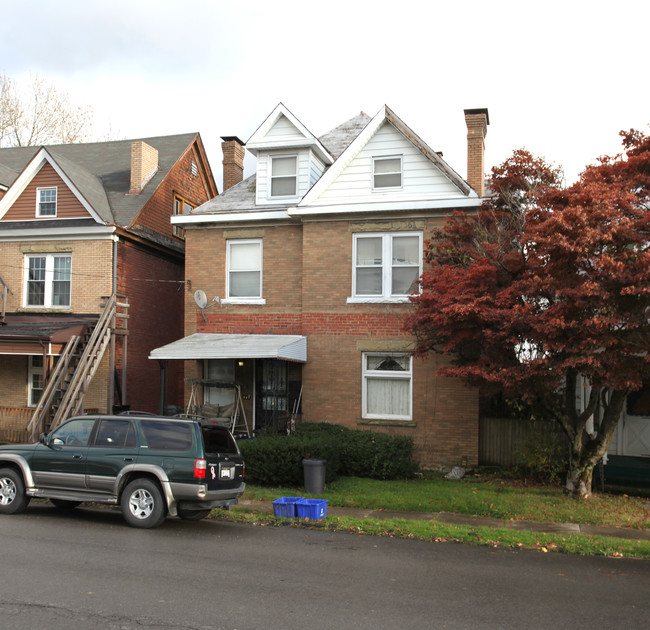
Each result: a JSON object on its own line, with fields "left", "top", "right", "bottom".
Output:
{"left": 182, "top": 216, "right": 479, "bottom": 468}
{"left": 116, "top": 239, "right": 184, "bottom": 412}
{"left": 0, "top": 239, "right": 113, "bottom": 313}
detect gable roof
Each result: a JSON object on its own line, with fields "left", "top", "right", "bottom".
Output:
{"left": 299, "top": 105, "right": 473, "bottom": 208}
{"left": 188, "top": 112, "right": 371, "bottom": 219}
{"left": 246, "top": 103, "right": 333, "bottom": 165}
{"left": 0, "top": 133, "right": 206, "bottom": 227}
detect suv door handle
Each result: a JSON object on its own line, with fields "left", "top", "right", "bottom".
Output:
{"left": 123, "top": 457, "right": 134, "bottom": 462}
{"left": 73, "top": 455, "right": 83, "bottom": 459}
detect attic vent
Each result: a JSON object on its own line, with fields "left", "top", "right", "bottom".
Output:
{"left": 191, "top": 161, "right": 198, "bottom": 177}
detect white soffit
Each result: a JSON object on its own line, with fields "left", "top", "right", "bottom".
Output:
{"left": 149, "top": 333, "right": 307, "bottom": 363}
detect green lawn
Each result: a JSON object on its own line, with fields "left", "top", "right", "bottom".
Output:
{"left": 216, "top": 475, "right": 650, "bottom": 558}
{"left": 240, "top": 474, "right": 650, "bottom": 530}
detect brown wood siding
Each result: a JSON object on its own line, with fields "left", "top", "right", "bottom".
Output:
{"left": 2, "top": 163, "right": 91, "bottom": 221}
{"left": 135, "top": 144, "right": 213, "bottom": 239}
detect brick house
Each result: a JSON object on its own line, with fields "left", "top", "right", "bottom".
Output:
{"left": 0, "top": 134, "right": 216, "bottom": 440}
{"left": 151, "top": 105, "right": 488, "bottom": 468}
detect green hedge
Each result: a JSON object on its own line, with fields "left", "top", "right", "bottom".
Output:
{"left": 238, "top": 423, "right": 417, "bottom": 486}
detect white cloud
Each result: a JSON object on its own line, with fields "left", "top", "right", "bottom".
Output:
{"left": 1, "top": 0, "right": 648, "bottom": 189}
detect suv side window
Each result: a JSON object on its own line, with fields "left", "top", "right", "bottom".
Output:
{"left": 94, "top": 419, "right": 137, "bottom": 448}
{"left": 51, "top": 418, "right": 95, "bottom": 446}
{"left": 140, "top": 420, "right": 193, "bottom": 451}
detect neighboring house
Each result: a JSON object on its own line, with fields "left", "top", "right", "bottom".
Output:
{"left": 604, "top": 383, "right": 650, "bottom": 488}
{"left": 151, "top": 104, "right": 488, "bottom": 468}
{"left": 0, "top": 134, "right": 217, "bottom": 440}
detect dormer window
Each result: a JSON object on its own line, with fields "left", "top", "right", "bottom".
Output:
{"left": 37, "top": 187, "right": 57, "bottom": 216}
{"left": 373, "top": 156, "right": 402, "bottom": 190}
{"left": 270, "top": 156, "right": 297, "bottom": 197}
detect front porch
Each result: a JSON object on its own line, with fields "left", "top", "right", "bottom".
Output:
{"left": 0, "top": 406, "right": 31, "bottom": 443}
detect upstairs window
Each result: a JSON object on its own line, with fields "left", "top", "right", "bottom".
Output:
{"left": 24, "top": 253, "right": 72, "bottom": 308}
{"left": 352, "top": 232, "right": 421, "bottom": 300}
{"left": 270, "top": 156, "right": 297, "bottom": 197}
{"left": 373, "top": 156, "right": 402, "bottom": 190}
{"left": 37, "top": 187, "right": 57, "bottom": 217}
{"left": 226, "top": 239, "right": 263, "bottom": 301}
{"left": 173, "top": 195, "right": 194, "bottom": 238}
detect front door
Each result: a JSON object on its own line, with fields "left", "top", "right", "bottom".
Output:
{"left": 255, "top": 360, "right": 288, "bottom": 433}
{"left": 30, "top": 418, "right": 96, "bottom": 490}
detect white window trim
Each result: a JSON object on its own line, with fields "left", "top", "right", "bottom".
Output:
{"left": 23, "top": 253, "right": 72, "bottom": 308}
{"left": 348, "top": 232, "right": 422, "bottom": 303}
{"left": 28, "top": 355, "right": 44, "bottom": 407}
{"left": 268, "top": 154, "right": 298, "bottom": 199}
{"left": 36, "top": 186, "right": 58, "bottom": 217}
{"left": 362, "top": 352, "right": 413, "bottom": 421}
{"left": 224, "top": 238, "right": 266, "bottom": 304}
{"left": 372, "top": 155, "right": 403, "bottom": 191}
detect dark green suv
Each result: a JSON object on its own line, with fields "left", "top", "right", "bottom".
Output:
{"left": 0, "top": 414, "right": 245, "bottom": 528}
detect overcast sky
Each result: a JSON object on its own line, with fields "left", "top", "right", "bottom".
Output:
{"left": 1, "top": 0, "right": 648, "bottom": 190}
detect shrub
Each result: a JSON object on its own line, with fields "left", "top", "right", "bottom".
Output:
{"left": 238, "top": 423, "right": 417, "bottom": 486}
{"left": 516, "top": 427, "right": 568, "bottom": 484}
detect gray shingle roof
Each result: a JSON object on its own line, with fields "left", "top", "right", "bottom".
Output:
{"left": 0, "top": 133, "right": 200, "bottom": 227}
{"left": 193, "top": 112, "right": 372, "bottom": 215}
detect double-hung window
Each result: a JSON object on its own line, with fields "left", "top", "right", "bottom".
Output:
{"left": 373, "top": 156, "right": 402, "bottom": 190}
{"left": 24, "top": 253, "right": 72, "bottom": 308}
{"left": 226, "top": 239, "right": 263, "bottom": 302}
{"left": 351, "top": 232, "right": 422, "bottom": 301}
{"left": 270, "top": 155, "right": 297, "bottom": 197}
{"left": 362, "top": 353, "right": 412, "bottom": 420}
{"left": 37, "top": 187, "right": 57, "bottom": 217}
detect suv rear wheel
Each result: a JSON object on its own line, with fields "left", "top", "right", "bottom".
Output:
{"left": 177, "top": 506, "right": 213, "bottom": 521}
{"left": 121, "top": 478, "right": 167, "bottom": 528}
{"left": 0, "top": 468, "right": 31, "bottom": 514}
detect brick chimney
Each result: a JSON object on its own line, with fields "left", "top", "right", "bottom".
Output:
{"left": 221, "top": 136, "right": 245, "bottom": 192}
{"left": 464, "top": 108, "right": 489, "bottom": 197}
{"left": 129, "top": 141, "right": 159, "bottom": 194}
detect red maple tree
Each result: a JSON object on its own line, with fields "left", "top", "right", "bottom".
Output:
{"left": 405, "top": 133, "right": 650, "bottom": 498}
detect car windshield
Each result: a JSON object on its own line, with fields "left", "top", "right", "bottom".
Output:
{"left": 202, "top": 426, "right": 239, "bottom": 455}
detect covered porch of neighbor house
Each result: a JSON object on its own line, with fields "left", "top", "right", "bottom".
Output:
{"left": 0, "top": 313, "right": 99, "bottom": 442}
{"left": 149, "top": 333, "right": 306, "bottom": 436}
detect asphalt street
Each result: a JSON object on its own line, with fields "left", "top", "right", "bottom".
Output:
{"left": 1, "top": 503, "right": 648, "bottom": 629}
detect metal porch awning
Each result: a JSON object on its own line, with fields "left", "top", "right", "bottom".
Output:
{"left": 149, "top": 333, "right": 307, "bottom": 363}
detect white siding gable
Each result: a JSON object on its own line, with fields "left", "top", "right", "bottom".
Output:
{"left": 309, "top": 122, "right": 464, "bottom": 207}
{"left": 265, "top": 114, "right": 302, "bottom": 138}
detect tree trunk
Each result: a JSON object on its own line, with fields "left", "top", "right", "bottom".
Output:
{"left": 562, "top": 388, "right": 628, "bottom": 500}
{"left": 565, "top": 458, "right": 597, "bottom": 499}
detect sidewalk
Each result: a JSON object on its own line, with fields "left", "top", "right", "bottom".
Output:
{"left": 238, "top": 500, "right": 650, "bottom": 542}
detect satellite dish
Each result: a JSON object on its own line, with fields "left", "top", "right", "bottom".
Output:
{"left": 194, "top": 290, "right": 208, "bottom": 309}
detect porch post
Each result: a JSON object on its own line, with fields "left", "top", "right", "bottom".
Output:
{"left": 157, "top": 360, "right": 167, "bottom": 415}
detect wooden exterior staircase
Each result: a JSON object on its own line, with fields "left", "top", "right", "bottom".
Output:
{"left": 27, "top": 294, "right": 129, "bottom": 440}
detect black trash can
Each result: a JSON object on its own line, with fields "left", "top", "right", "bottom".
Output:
{"left": 302, "top": 458, "right": 326, "bottom": 495}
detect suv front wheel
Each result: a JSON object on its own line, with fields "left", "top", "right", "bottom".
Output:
{"left": 121, "top": 478, "right": 167, "bottom": 528}
{"left": 0, "top": 467, "right": 31, "bottom": 514}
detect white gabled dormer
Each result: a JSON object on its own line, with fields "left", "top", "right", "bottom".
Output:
{"left": 246, "top": 103, "right": 334, "bottom": 206}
